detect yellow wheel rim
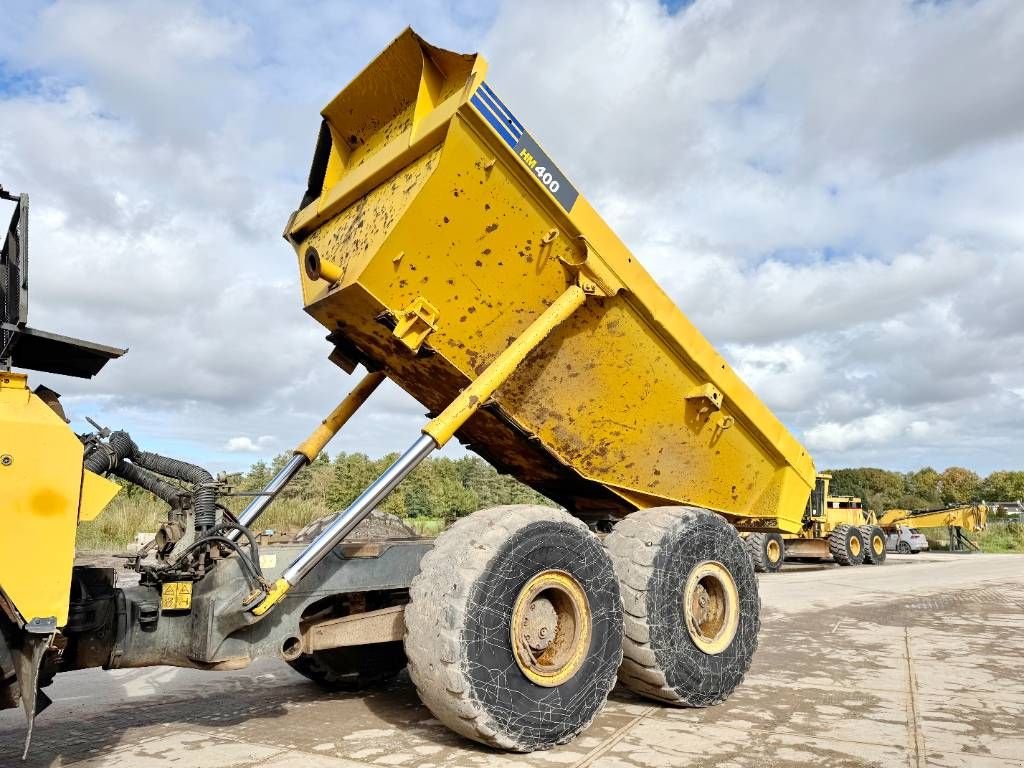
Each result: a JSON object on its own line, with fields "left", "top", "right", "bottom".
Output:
{"left": 872, "top": 534, "right": 884, "bottom": 556}
{"left": 766, "top": 539, "right": 781, "bottom": 563}
{"left": 511, "top": 570, "right": 591, "bottom": 687}
{"left": 683, "top": 561, "right": 740, "bottom": 656}
{"left": 849, "top": 533, "right": 861, "bottom": 557}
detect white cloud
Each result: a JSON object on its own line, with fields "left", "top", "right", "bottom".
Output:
{"left": 224, "top": 435, "right": 275, "bottom": 453}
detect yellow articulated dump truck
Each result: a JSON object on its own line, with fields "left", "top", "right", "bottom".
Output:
{"left": 2, "top": 30, "right": 838, "bottom": 755}
{"left": 744, "top": 474, "right": 889, "bottom": 572}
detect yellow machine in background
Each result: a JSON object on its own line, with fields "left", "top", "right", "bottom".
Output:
{"left": 878, "top": 503, "right": 988, "bottom": 552}
{"left": 745, "top": 476, "right": 991, "bottom": 570}
{"left": 745, "top": 473, "right": 888, "bottom": 571}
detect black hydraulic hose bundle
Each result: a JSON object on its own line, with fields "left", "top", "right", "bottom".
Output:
{"left": 90, "top": 430, "right": 217, "bottom": 531}
{"left": 167, "top": 522, "right": 270, "bottom": 591}
{"left": 130, "top": 449, "right": 217, "bottom": 530}
{"left": 109, "top": 460, "right": 185, "bottom": 510}
{"left": 82, "top": 429, "right": 265, "bottom": 586}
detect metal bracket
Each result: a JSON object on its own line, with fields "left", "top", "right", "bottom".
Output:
{"left": 23, "top": 617, "right": 57, "bottom": 635}
{"left": 303, "top": 605, "right": 405, "bottom": 652}
{"left": 558, "top": 236, "right": 624, "bottom": 297}
{"left": 686, "top": 383, "right": 723, "bottom": 412}
{"left": 393, "top": 296, "right": 440, "bottom": 352}
{"left": 12, "top": 631, "right": 54, "bottom": 759}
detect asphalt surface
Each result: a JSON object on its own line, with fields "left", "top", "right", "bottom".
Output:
{"left": 2, "top": 552, "right": 1022, "bottom": 767}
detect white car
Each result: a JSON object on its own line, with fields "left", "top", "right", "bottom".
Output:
{"left": 886, "top": 525, "right": 929, "bottom": 554}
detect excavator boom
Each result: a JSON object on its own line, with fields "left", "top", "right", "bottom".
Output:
{"left": 878, "top": 503, "right": 988, "bottom": 532}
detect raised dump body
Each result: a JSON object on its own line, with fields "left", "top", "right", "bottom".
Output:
{"left": 287, "top": 29, "right": 815, "bottom": 533}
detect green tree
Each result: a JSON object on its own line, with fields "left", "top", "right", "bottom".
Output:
{"left": 905, "top": 467, "right": 941, "bottom": 505}
{"left": 327, "top": 452, "right": 378, "bottom": 509}
{"left": 978, "top": 471, "right": 1024, "bottom": 502}
{"left": 826, "top": 467, "right": 905, "bottom": 512}
{"left": 938, "top": 467, "right": 980, "bottom": 505}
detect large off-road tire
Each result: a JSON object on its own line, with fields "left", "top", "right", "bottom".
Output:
{"left": 405, "top": 505, "right": 623, "bottom": 752}
{"left": 291, "top": 509, "right": 415, "bottom": 543}
{"left": 287, "top": 642, "right": 407, "bottom": 691}
{"left": 606, "top": 507, "right": 760, "bottom": 707}
{"left": 860, "top": 525, "right": 887, "bottom": 565}
{"left": 829, "top": 524, "right": 865, "bottom": 565}
{"left": 745, "top": 532, "right": 785, "bottom": 573}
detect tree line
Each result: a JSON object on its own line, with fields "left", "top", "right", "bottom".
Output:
{"left": 112, "top": 450, "right": 1023, "bottom": 524}
{"left": 230, "top": 451, "right": 553, "bottom": 524}
{"left": 826, "top": 467, "right": 1024, "bottom": 514}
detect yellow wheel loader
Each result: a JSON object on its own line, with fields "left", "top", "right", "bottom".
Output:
{"left": 3, "top": 30, "right": 863, "bottom": 756}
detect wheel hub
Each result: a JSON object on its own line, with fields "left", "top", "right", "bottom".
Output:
{"left": 766, "top": 538, "right": 781, "bottom": 563}
{"left": 522, "top": 597, "right": 558, "bottom": 652}
{"left": 850, "top": 533, "right": 861, "bottom": 557}
{"left": 511, "top": 570, "right": 591, "bottom": 687}
{"left": 872, "top": 534, "right": 884, "bottom": 556}
{"left": 683, "top": 561, "right": 740, "bottom": 655}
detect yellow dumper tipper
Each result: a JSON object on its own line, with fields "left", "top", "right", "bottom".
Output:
{"left": 287, "top": 29, "right": 815, "bottom": 534}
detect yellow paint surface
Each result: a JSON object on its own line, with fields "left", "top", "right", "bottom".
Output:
{"left": 0, "top": 373, "right": 117, "bottom": 625}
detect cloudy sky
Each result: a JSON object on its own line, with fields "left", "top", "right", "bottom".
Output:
{"left": 2, "top": 0, "right": 1022, "bottom": 476}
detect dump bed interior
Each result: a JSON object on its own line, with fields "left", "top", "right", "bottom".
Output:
{"left": 287, "top": 29, "right": 816, "bottom": 532}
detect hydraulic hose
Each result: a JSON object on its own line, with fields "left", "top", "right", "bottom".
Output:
{"left": 110, "top": 461, "right": 185, "bottom": 510}
{"left": 107, "top": 431, "right": 217, "bottom": 532}
{"left": 132, "top": 451, "right": 216, "bottom": 530}
{"left": 83, "top": 431, "right": 133, "bottom": 474}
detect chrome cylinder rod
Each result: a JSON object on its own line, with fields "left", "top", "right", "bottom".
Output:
{"left": 227, "top": 453, "right": 307, "bottom": 540}
{"left": 280, "top": 433, "right": 436, "bottom": 585}
{"left": 226, "top": 371, "right": 385, "bottom": 542}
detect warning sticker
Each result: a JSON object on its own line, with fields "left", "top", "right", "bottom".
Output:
{"left": 160, "top": 581, "right": 193, "bottom": 612}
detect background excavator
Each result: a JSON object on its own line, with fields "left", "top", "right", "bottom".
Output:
{"left": 877, "top": 503, "right": 988, "bottom": 553}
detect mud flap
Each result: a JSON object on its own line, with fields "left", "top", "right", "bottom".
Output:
{"left": 11, "top": 624, "right": 55, "bottom": 760}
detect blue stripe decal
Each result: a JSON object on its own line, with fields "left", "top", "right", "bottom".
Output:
{"left": 479, "top": 82, "right": 525, "bottom": 134}
{"left": 470, "top": 92, "right": 517, "bottom": 147}
{"left": 475, "top": 86, "right": 523, "bottom": 139}
{"left": 472, "top": 89, "right": 522, "bottom": 142}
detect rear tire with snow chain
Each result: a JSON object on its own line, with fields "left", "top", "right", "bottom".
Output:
{"left": 860, "top": 525, "right": 887, "bottom": 565}
{"left": 287, "top": 643, "right": 406, "bottom": 691}
{"left": 745, "top": 532, "right": 785, "bottom": 573}
{"left": 606, "top": 506, "right": 760, "bottom": 707}
{"left": 404, "top": 505, "right": 623, "bottom": 751}
{"left": 829, "top": 523, "right": 865, "bottom": 565}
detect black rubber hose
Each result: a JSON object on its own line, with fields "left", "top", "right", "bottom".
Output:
{"left": 133, "top": 451, "right": 216, "bottom": 530}
{"left": 83, "top": 431, "right": 133, "bottom": 474}
{"left": 168, "top": 535, "right": 267, "bottom": 590}
{"left": 83, "top": 444, "right": 114, "bottom": 474}
{"left": 108, "top": 431, "right": 216, "bottom": 531}
{"left": 110, "top": 461, "right": 185, "bottom": 510}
